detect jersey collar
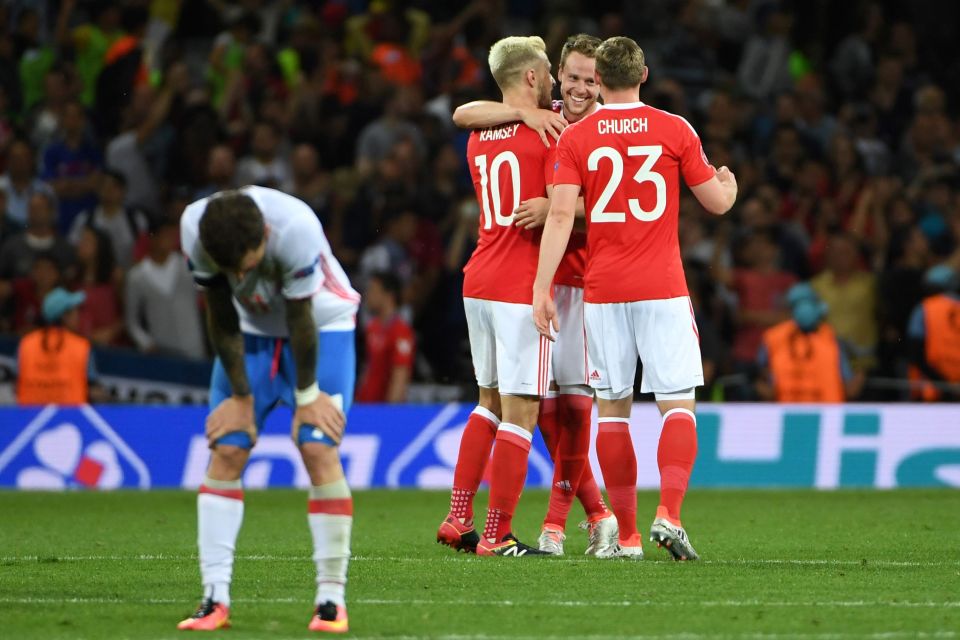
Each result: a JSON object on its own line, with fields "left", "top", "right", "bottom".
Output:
{"left": 599, "top": 101, "right": 646, "bottom": 110}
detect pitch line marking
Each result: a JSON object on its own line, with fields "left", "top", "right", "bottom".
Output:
{"left": 0, "top": 596, "right": 958, "bottom": 609}
{"left": 1, "top": 554, "right": 957, "bottom": 568}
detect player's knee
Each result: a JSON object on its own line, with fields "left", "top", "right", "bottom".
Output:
{"left": 477, "top": 386, "right": 502, "bottom": 419}
{"left": 208, "top": 445, "right": 250, "bottom": 479}
{"left": 300, "top": 442, "right": 343, "bottom": 485}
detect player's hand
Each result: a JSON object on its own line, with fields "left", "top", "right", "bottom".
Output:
{"left": 206, "top": 395, "right": 256, "bottom": 448}
{"left": 717, "top": 165, "right": 737, "bottom": 188}
{"left": 532, "top": 287, "right": 559, "bottom": 341}
{"left": 521, "top": 108, "right": 566, "bottom": 147}
{"left": 292, "top": 392, "right": 346, "bottom": 445}
{"left": 514, "top": 197, "right": 550, "bottom": 229}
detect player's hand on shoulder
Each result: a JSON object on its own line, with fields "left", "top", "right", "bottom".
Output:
{"left": 206, "top": 395, "right": 256, "bottom": 448}
{"left": 292, "top": 392, "right": 346, "bottom": 445}
{"left": 532, "top": 287, "right": 559, "bottom": 341}
{"left": 514, "top": 197, "right": 550, "bottom": 229}
{"left": 521, "top": 108, "right": 566, "bottom": 147}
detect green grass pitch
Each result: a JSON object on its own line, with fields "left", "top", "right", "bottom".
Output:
{"left": 1, "top": 489, "right": 959, "bottom": 639}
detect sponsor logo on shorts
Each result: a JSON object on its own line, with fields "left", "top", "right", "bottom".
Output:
{"left": 590, "top": 370, "right": 601, "bottom": 381}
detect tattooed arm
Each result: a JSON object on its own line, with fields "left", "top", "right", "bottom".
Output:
{"left": 203, "top": 278, "right": 256, "bottom": 446}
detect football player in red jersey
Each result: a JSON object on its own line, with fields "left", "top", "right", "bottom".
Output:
{"left": 437, "top": 35, "right": 557, "bottom": 557}
{"left": 452, "top": 34, "right": 618, "bottom": 557}
{"left": 534, "top": 37, "right": 738, "bottom": 560}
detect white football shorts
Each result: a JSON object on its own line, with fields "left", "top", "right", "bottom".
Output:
{"left": 464, "top": 297, "right": 552, "bottom": 397}
{"left": 584, "top": 296, "right": 703, "bottom": 400}
{"left": 552, "top": 284, "right": 589, "bottom": 388}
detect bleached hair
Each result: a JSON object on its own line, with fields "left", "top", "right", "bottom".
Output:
{"left": 488, "top": 36, "right": 548, "bottom": 91}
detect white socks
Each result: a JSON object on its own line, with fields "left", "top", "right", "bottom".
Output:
{"left": 308, "top": 478, "right": 353, "bottom": 607}
{"left": 197, "top": 475, "right": 245, "bottom": 607}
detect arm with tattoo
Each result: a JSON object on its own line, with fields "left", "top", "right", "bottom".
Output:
{"left": 285, "top": 297, "right": 318, "bottom": 391}
{"left": 204, "top": 280, "right": 251, "bottom": 396}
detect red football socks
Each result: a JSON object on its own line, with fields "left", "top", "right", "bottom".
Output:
{"left": 483, "top": 424, "right": 533, "bottom": 542}
{"left": 595, "top": 418, "right": 638, "bottom": 541}
{"left": 449, "top": 406, "right": 499, "bottom": 521}
{"left": 657, "top": 408, "right": 698, "bottom": 524}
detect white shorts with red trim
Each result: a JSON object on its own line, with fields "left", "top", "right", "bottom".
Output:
{"left": 464, "top": 297, "right": 552, "bottom": 397}
{"left": 584, "top": 296, "right": 703, "bottom": 399}
{"left": 552, "top": 284, "right": 589, "bottom": 388}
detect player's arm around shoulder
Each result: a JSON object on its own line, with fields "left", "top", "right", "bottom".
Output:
{"left": 452, "top": 100, "right": 566, "bottom": 147}
{"left": 285, "top": 297, "right": 346, "bottom": 445}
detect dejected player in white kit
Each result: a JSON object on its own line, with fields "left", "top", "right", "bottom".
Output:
{"left": 534, "top": 37, "right": 737, "bottom": 560}
{"left": 177, "top": 186, "right": 360, "bottom": 631}
{"left": 452, "top": 34, "right": 618, "bottom": 557}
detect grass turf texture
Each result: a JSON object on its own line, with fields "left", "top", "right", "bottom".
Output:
{"left": 1, "top": 490, "right": 958, "bottom": 639}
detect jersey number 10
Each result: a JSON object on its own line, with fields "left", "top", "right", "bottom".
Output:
{"left": 588, "top": 145, "right": 666, "bottom": 223}
{"left": 474, "top": 151, "right": 521, "bottom": 229}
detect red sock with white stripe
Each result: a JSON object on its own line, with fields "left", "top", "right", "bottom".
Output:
{"left": 449, "top": 406, "right": 499, "bottom": 523}
{"left": 483, "top": 423, "right": 533, "bottom": 542}
{"left": 657, "top": 408, "right": 698, "bottom": 525}
{"left": 595, "top": 418, "right": 638, "bottom": 542}
{"left": 198, "top": 475, "right": 244, "bottom": 606}
{"left": 308, "top": 477, "right": 353, "bottom": 607}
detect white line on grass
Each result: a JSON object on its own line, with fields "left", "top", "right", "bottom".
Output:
{"left": 1, "top": 554, "right": 957, "bottom": 568}
{"left": 0, "top": 596, "right": 958, "bottom": 609}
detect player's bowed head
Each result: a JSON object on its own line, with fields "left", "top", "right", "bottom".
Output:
{"left": 199, "top": 191, "right": 268, "bottom": 281}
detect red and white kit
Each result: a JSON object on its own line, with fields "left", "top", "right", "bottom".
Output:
{"left": 464, "top": 122, "right": 555, "bottom": 396}
{"left": 554, "top": 102, "right": 716, "bottom": 399}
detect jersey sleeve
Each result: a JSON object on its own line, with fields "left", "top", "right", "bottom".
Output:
{"left": 543, "top": 143, "right": 557, "bottom": 186}
{"left": 180, "top": 208, "right": 221, "bottom": 287}
{"left": 278, "top": 209, "right": 324, "bottom": 300}
{"left": 553, "top": 130, "right": 582, "bottom": 186}
{"left": 678, "top": 117, "right": 715, "bottom": 188}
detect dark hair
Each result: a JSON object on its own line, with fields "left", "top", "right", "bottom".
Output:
{"left": 81, "top": 227, "right": 117, "bottom": 284}
{"left": 102, "top": 168, "right": 127, "bottom": 188}
{"left": 199, "top": 192, "right": 265, "bottom": 270}
{"left": 369, "top": 271, "right": 402, "bottom": 304}
{"left": 595, "top": 36, "right": 646, "bottom": 90}
{"left": 560, "top": 33, "right": 601, "bottom": 68}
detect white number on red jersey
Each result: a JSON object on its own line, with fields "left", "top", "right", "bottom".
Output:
{"left": 475, "top": 151, "right": 521, "bottom": 229}
{"left": 587, "top": 145, "right": 666, "bottom": 223}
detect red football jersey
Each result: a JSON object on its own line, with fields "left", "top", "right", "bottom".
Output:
{"left": 551, "top": 99, "right": 587, "bottom": 289}
{"left": 554, "top": 102, "right": 715, "bottom": 303}
{"left": 463, "top": 122, "right": 554, "bottom": 304}
{"left": 356, "top": 315, "right": 415, "bottom": 403}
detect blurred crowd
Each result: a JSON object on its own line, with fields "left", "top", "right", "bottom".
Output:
{"left": 2, "top": 0, "right": 960, "bottom": 402}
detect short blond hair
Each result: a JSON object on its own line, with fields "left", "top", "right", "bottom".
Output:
{"left": 595, "top": 36, "right": 646, "bottom": 90}
{"left": 488, "top": 36, "right": 549, "bottom": 91}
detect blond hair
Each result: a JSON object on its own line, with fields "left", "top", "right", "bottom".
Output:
{"left": 595, "top": 36, "right": 646, "bottom": 90}
{"left": 488, "top": 36, "right": 549, "bottom": 91}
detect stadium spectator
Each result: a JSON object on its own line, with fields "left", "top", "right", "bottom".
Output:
{"left": 356, "top": 272, "right": 415, "bottom": 403}
{"left": 756, "top": 284, "right": 861, "bottom": 402}
{"left": 354, "top": 87, "right": 427, "bottom": 177}
{"left": 94, "top": 4, "right": 150, "bottom": 140}
{"left": 16, "top": 287, "right": 106, "bottom": 405}
{"left": 68, "top": 171, "right": 149, "bottom": 270}
{"left": 0, "top": 191, "right": 74, "bottom": 281}
{"left": 124, "top": 218, "right": 205, "bottom": 359}
{"left": 235, "top": 120, "right": 290, "bottom": 188}
{"left": 811, "top": 232, "right": 879, "bottom": 372}
{"left": 72, "top": 226, "right": 123, "bottom": 346}
{"left": 24, "top": 68, "right": 73, "bottom": 151}
{"left": 2, "top": 252, "right": 63, "bottom": 335}
{"left": 0, "top": 139, "right": 57, "bottom": 227}
{"left": 59, "top": 2, "right": 124, "bottom": 107}
{"left": 284, "top": 143, "right": 330, "bottom": 219}
{"left": 195, "top": 144, "right": 238, "bottom": 200}
{"left": 41, "top": 100, "right": 103, "bottom": 233}
{"left": 907, "top": 265, "right": 960, "bottom": 401}
{"left": 358, "top": 207, "right": 418, "bottom": 291}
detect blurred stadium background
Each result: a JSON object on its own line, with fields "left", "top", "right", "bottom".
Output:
{"left": 1, "top": 0, "right": 959, "bottom": 638}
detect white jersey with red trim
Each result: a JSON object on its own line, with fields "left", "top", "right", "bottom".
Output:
{"left": 181, "top": 185, "right": 359, "bottom": 337}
